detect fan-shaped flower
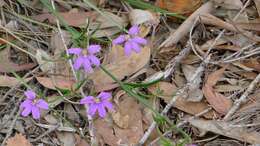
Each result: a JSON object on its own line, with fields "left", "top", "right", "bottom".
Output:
{"left": 113, "top": 25, "right": 147, "bottom": 56}
{"left": 80, "top": 92, "right": 113, "bottom": 118}
{"left": 20, "top": 90, "right": 48, "bottom": 119}
{"left": 67, "top": 45, "right": 101, "bottom": 73}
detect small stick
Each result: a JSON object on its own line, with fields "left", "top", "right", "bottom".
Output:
{"left": 224, "top": 73, "right": 260, "bottom": 120}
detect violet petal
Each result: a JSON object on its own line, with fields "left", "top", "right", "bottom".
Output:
{"left": 124, "top": 41, "right": 132, "bottom": 56}
{"left": 97, "top": 92, "right": 111, "bottom": 101}
{"left": 132, "top": 36, "right": 147, "bottom": 45}
{"left": 31, "top": 106, "right": 40, "bottom": 119}
{"left": 67, "top": 48, "right": 82, "bottom": 55}
{"left": 131, "top": 42, "right": 141, "bottom": 53}
{"left": 97, "top": 104, "right": 106, "bottom": 118}
{"left": 103, "top": 101, "right": 113, "bottom": 110}
{"left": 73, "top": 56, "right": 84, "bottom": 70}
{"left": 80, "top": 96, "right": 95, "bottom": 104}
{"left": 88, "top": 104, "right": 98, "bottom": 116}
{"left": 88, "top": 45, "right": 101, "bottom": 55}
{"left": 83, "top": 58, "right": 93, "bottom": 73}
{"left": 36, "top": 99, "right": 49, "bottom": 110}
{"left": 112, "top": 35, "right": 126, "bottom": 45}
{"left": 21, "top": 106, "right": 32, "bottom": 117}
{"left": 88, "top": 55, "right": 100, "bottom": 67}
{"left": 24, "top": 90, "right": 36, "bottom": 100}
{"left": 128, "top": 25, "right": 139, "bottom": 36}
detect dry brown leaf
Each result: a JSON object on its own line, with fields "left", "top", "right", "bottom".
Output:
{"left": 203, "top": 84, "right": 232, "bottom": 114}
{"left": 75, "top": 134, "right": 90, "bottom": 146}
{"left": 6, "top": 133, "right": 32, "bottom": 146}
{"left": 148, "top": 82, "right": 215, "bottom": 119}
{"left": 36, "top": 76, "right": 75, "bottom": 90}
{"left": 90, "top": 46, "right": 150, "bottom": 92}
{"left": 189, "top": 118, "right": 260, "bottom": 144}
{"left": 207, "top": 67, "right": 227, "bottom": 87}
{"left": 0, "top": 76, "right": 32, "bottom": 87}
{"left": 155, "top": 0, "right": 202, "bottom": 15}
{"left": 94, "top": 94, "right": 143, "bottom": 145}
{"left": 32, "top": 12, "right": 96, "bottom": 27}
{"left": 0, "top": 47, "right": 36, "bottom": 73}
{"left": 203, "top": 67, "right": 232, "bottom": 114}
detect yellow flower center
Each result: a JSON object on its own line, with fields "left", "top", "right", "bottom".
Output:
{"left": 125, "top": 35, "right": 131, "bottom": 41}
{"left": 94, "top": 97, "right": 101, "bottom": 103}
{"left": 82, "top": 49, "right": 88, "bottom": 56}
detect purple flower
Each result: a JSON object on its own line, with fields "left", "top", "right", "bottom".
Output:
{"left": 112, "top": 25, "right": 147, "bottom": 56}
{"left": 80, "top": 92, "right": 113, "bottom": 118}
{"left": 67, "top": 45, "right": 101, "bottom": 73}
{"left": 20, "top": 90, "right": 49, "bottom": 119}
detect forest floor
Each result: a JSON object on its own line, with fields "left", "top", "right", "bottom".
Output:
{"left": 0, "top": 0, "right": 260, "bottom": 146}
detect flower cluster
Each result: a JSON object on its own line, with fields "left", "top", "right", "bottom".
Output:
{"left": 21, "top": 25, "right": 146, "bottom": 119}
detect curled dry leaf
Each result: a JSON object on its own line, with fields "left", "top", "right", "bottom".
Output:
{"left": 0, "top": 75, "right": 32, "bottom": 87}
{"left": 89, "top": 46, "right": 150, "bottom": 92}
{"left": 203, "top": 67, "right": 232, "bottom": 115}
{"left": 36, "top": 76, "right": 74, "bottom": 90}
{"left": 148, "top": 82, "right": 215, "bottom": 119}
{"left": 6, "top": 133, "right": 32, "bottom": 146}
{"left": 94, "top": 94, "right": 143, "bottom": 145}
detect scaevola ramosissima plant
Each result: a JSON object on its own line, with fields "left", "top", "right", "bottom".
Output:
{"left": 20, "top": 25, "right": 148, "bottom": 119}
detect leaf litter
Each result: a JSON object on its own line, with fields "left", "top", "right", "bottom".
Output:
{"left": 1, "top": 0, "right": 260, "bottom": 146}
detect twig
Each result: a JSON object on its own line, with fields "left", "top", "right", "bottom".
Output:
{"left": 224, "top": 73, "right": 260, "bottom": 120}
{"left": 50, "top": 1, "right": 96, "bottom": 145}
